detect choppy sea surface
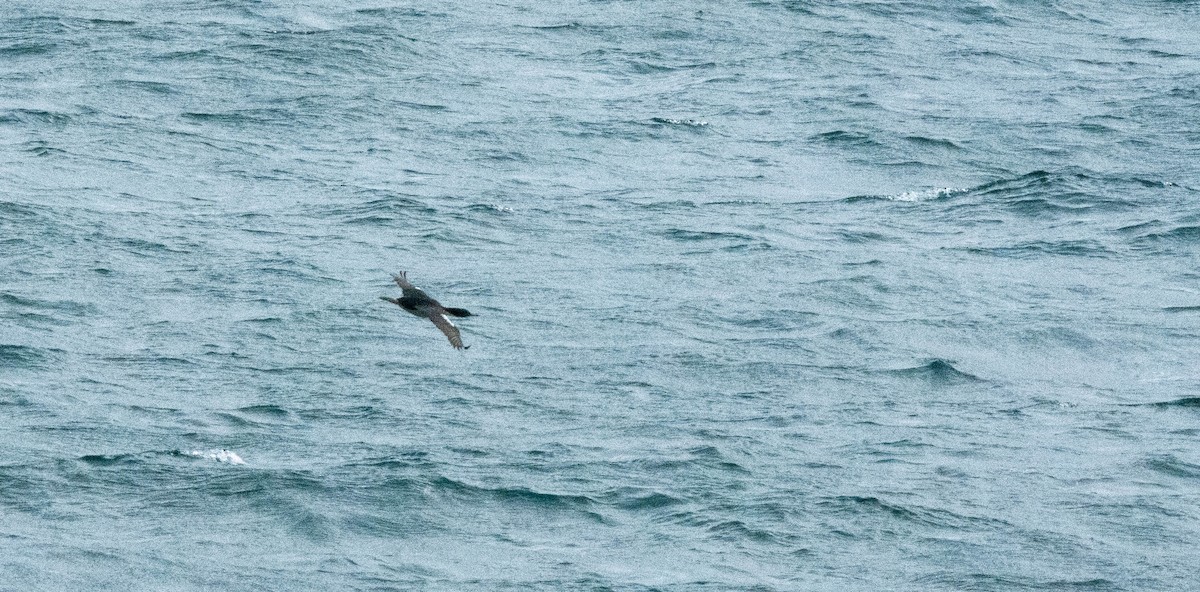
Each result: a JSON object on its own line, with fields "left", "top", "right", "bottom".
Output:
{"left": 3, "top": 1, "right": 1199, "bottom": 590}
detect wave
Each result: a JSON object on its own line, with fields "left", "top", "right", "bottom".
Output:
{"left": 973, "top": 170, "right": 1098, "bottom": 215}
{"left": 920, "top": 573, "right": 1120, "bottom": 591}
{"left": 1135, "top": 225, "right": 1200, "bottom": 244}
{"left": 0, "top": 107, "right": 76, "bottom": 125}
{"left": 0, "top": 42, "right": 55, "bottom": 56}
{"left": 186, "top": 449, "right": 247, "bottom": 465}
{"left": 182, "top": 109, "right": 291, "bottom": 126}
{"left": 237, "top": 404, "right": 293, "bottom": 418}
{"left": 428, "top": 477, "right": 603, "bottom": 520}
{"left": 110, "top": 79, "right": 177, "bottom": 94}
{"left": 886, "top": 359, "right": 984, "bottom": 383}
{"left": 208, "top": 405, "right": 298, "bottom": 428}
{"left": 851, "top": 169, "right": 1174, "bottom": 215}
{"left": 78, "top": 449, "right": 247, "bottom": 466}
{"left": 328, "top": 195, "right": 437, "bottom": 226}
{"left": 2, "top": 292, "right": 98, "bottom": 315}
{"left": 78, "top": 452, "right": 145, "bottom": 466}
{"left": 0, "top": 201, "right": 41, "bottom": 218}
{"left": 818, "top": 495, "right": 1008, "bottom": 530}
{"left": 964, "top": 239, "right": 1114, "bottom": 259}
{"left": 431, "top": 476, "right": 592, "bottom": 506}
{"left": 1144, "top": 455, "right": 1200, "bottom": 479}
{"left": 600, "top": 488, "right": 684, "bottom": 511}
{"left": 903, "top": 135, "right": 962, "bottom": 150}
{"left": 1143, "top": 397, "right": 1200, "bottom": 409}
{"left": 0, "top": 344, "right": 60, "bottom": 368}
{"left": 660, "top": 228, "right": 757, "bottom": 242}
{"left": 21, "top": 140, "right": 67, "bottom": 157}
{"left": 603, "top": 445, "right": 750, "bottom": 475}
{"left": 810, "top": 129, "right": 881, "bottom": 148}
{"left": 1162, "top": 305, "right": 1200, "bottom": 313}
{"left": 521, "top": 22, "right": 582, "bottom": 31}
{"left": 845, "top": 187, "right": 966, "bottom": 202}
{"left": 650, "top": 117, "right": 710, "bottom": 128}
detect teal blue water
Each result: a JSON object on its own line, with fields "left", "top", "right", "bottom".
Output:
{"left": 3, "top": 2, "right": 1199, "bottom": 590}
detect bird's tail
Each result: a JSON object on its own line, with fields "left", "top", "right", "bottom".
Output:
{"left": 380, "top": 296, "right": 400, "bottom": 304}
{"left": 444, "top": 307, "right": 472, "bottom": 318}
{"left": 392, "top": 272, "right": 416, "bottom": 290}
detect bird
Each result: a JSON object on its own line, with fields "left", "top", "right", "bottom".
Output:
{"left": 380, "top": 271, "right": 473, "bottom": 349}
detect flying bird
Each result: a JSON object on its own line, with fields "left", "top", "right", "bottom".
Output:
{"left": 380, "top": 272, "right": 473, "bottom": 349}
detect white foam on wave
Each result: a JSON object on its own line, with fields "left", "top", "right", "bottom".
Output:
{"left": 188, "top": 449, "right": 247, "bottom": 465}
{"left": 887, "top": 187, "right": 965, "bottom": 202}
{"left": 654, "top": 117, "right": 710, "bottom": 127}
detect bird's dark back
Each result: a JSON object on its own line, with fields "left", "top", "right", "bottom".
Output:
{"left": 398, "top": 294, "right": 437, "bottom": 312}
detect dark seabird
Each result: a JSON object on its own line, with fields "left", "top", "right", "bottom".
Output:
{"left": 380, "top": 271, "right": 473, "bottom": 350}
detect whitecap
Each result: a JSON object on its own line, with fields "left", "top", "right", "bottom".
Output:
{"left": 652, "top": 117, "right": 710, "bottom": 127}
{"left": 188, "top": 449, "right": 247, "bottom": 465}
{"left": 888, "top": 187, "right": 965, "bottom": 202}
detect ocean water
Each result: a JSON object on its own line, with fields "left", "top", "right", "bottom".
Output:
{"left": 2, "top": 1, "right": 1199, "bottom": 590}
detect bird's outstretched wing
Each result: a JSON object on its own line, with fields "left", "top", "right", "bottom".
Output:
{"left": 428, "top": 311, "right": 466, "bottom": 349}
